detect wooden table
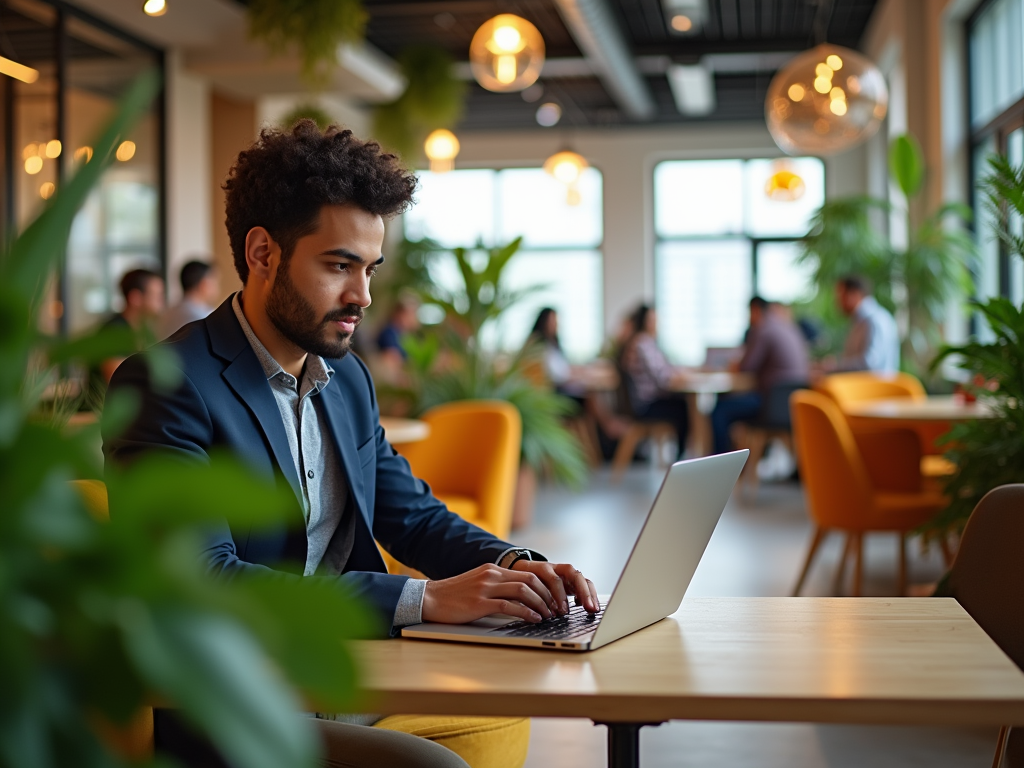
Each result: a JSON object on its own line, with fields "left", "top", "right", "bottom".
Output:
{"left": 354, "top": 598, "right": 1024, "bottom": 767}
{"left": 670, "top": 371, "right": 755, "bottom": 456}
{"left": 379, "top": 417, "right": 430, "bottom": 445}
{"left": 845, "top": 395, "right": 995, "bottom": 426}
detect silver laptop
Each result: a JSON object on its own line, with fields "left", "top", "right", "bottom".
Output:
{"left": 401, "top": 450, "right": 748, "bottom": 652}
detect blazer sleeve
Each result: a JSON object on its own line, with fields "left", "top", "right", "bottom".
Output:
{"left": 103, "top": 353, "right": 290, "bottom": 583}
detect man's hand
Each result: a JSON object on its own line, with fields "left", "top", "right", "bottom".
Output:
{"left": 420, "top": 561, "right": 600, "bottom": 625}
{"left": 422, "top": 564, "right": 559, "bottom": 624}
{"left": 511, "top": 560, "right": 599, "bottom": 614}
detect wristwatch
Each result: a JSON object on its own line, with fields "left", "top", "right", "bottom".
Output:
{"left": 499, "top": 548, "right": 532, "bottom": 570}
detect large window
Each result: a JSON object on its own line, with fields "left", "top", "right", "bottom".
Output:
{"left": 969, "top": 0, "right": 1024, "bottom": 308}
{"left": 653, "top": 157, "right": 825, "bottom": 365}
{"left": 0, "top": 0, "right": 163, "bottom": 336}
{"left": 403, "top": 167, "right": 604, "bottom": 361}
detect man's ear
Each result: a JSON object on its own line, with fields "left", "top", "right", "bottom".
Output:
{"left": 245, "top": 227, "right": 279, "bottom": 284}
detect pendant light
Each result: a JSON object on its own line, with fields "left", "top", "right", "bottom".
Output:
{"left": 469, "top": 14, "right": 545, "bottom": 93}
{"left": 764, "top": 160, "right": 806, "bottom": 202}
{"left": 424, "top": 129, "right": 460, "bottom": 173}
{"left": 765, "top": 44, "right": 887, "bottom": 156}
{"left": 543, "top": 150, "right": 588, "bottom": 205}
{"left": 143, "top": 0, "right": 167, "bottom": 16}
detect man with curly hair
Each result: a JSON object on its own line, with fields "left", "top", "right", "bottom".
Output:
{"left": 104, "top": 121, "right": 599, "bottom": 768}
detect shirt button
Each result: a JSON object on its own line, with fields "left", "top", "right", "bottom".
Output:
{"left": 307, "top": 469, "right": 314, "bottom": 479}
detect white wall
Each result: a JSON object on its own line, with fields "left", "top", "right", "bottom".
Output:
{"left": 256, "top": 94, "right": 371, "bottom": 136}
{"left": 166, "top": 51, "right": 213, "bottom": 303}
{"left": 451, "top": 125, "right": 866, "bottom": 336}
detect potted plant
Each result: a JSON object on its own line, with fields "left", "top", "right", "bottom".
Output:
{"left": 924, "top": 154, "right": 1024, "bottom": 539}
{"left": 383, "top": 237, "right": 588, "bottom": 527}
{"left": 1, "top": 73, "right": 372, "bottom": 768}
{"left": 797, "top": 134, "right": 975, "bottom": 379}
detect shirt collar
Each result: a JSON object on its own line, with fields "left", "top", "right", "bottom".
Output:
{"left": 854, "top": 295, "right": 878, "bottom": 319}
{"left": 230, "top": 292, "right": 333, "bottom": 389}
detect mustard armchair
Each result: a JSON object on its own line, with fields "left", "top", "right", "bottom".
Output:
{"left": 394, "top": 400, "right": 522, "bottom": 539}
{"left": 789, "top": 391, "right": 946, "bottom": 597}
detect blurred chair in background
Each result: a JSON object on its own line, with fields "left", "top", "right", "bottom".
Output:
{"left": 393, "top": 400, "right": 521, "bottom": 540}
{"left": 815, "top": 371, "right": 954, "bottom": 483}
{"left": 731, "top": 381, "right": 806, "bottom": 500}
{"left": 789, "top": 391, "right": 946, "bottom": 597}
{"left": 935, "top": 484, "right": 1024, "bottom": 768}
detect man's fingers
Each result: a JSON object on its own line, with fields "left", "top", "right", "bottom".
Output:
{"left": 530, "top": 566, "right": 569, "bottom": 614}
{"left": 567, "top": 568, "right": 598, "bottom": 612}
{"left": 490, "top": 580, "right": 553, "bottom": 618}
{"left": 586, "top": 579, "right": 600, "bottom": 612}
{"left": 501, "top": 569, "right": 557, "bottom": 614}
{"left": 487, "top": 598, "right": 542, "bottom": 623}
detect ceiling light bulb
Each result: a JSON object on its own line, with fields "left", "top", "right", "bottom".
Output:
{"left": 826, "top": 54, "right": 843, "bottom": 70}
{"left": 813, "top": 76, "right": 832, "bottom": 94}
{"left": 787, "top": 84, "right": 805, "bottom": 101}
{"left": 45, "top": 140, "right": 61, "bottom": 158}
{"left": 0, "top": 55, "right": 39, "bottom": 83}
{"left": 815, "top": 63, "right": 833, "bottom": 79}
{"left": 670, "top": 15, "right": 693, "bottom": 32}
{"left": 491, "top": 25, "right": 523, "bottom": 54}
{"left": 116, "top": 141, "right": 136, "bottom": 162}
{"left": 24, "top": 156, "right": 43, "bottom": 175}
{"left": 535, "top": 102, "right": 561, "bottom": 127}
{"left": 39, "top": 182, "right": 55, "bottom": 200}
{"left": 543, "top": 150, "right": 588, "bottom": 186}
{"left": 829, "top": 86, "right": 845, "bottom": 100}
{"left": 469, "top": 14, "right": 544, "bottom": 93}
{"left": 829, "top": 99, "right": 847, "bottom": 116}
{"left": 424, "top": 129, "right": 460, "bottom": 173}
{"left": 142, "top": 0, "right": 167, "bottom": 16}
{"left": 74, "top": 146, "right": 93, "bottom": 163}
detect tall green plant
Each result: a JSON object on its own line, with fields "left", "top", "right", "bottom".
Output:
{"left": 924, "top": 154, "right": 1024, "bottom": 537}
{"left": 798, "top": 133, "right": 974, "bottom": 377}
{"left": 1, "top": 73, "right": 373, "bottom": 768}
{"left": 388, "top": 238, "right": 588, "bottom": 487}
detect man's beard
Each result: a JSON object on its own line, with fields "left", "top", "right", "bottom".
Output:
{"left": 265, "top": 263, "right": 363, "bottom": 359}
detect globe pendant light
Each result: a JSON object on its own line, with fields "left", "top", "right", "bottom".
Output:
{"left": 469, "top": 14, "right": 545, "bottom": 93}
{"left": 765, "top": 44, "right": 888, "bottom": 156}
{"left": 544, "top": 150, "right": 587, "bottom": 205}
{"left": 424, "top": 129, "right": 460, "bottom": 173}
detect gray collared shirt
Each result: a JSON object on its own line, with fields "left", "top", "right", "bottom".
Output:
{"left": 839, "top": 296, "right": 900, "bottom": 374}
{"left": 231, "top": 294, "right": 427, "bottom": 625}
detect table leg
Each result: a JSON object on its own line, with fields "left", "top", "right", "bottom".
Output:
{"left": 594, "top": 721, "right": 663, "bottom": 768}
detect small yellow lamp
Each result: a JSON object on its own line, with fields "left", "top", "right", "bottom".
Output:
{"left": 424, "top": 129, "right": 460, "bottom": 173}
{"left": 764, "top": 162, "right": 806, "bottom": 202}
{"left": 469, "top": 14, "right": 545, "bottom": 93}
{"left": 543, "top": 150, "right": 588, "bottom": 205}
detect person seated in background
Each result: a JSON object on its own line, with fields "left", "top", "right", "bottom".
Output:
{"left": 617, "top": 304, "right": 689, "bottom": 459}
{"left": 376, "top": 296, "right": 419, "bottom": 364}
{"left": 97, "top": 268, "right": 165, "bottom": 384}
{"left": 159, "top": 259, "right": 221, "bottom": 338}
{"left": 527, "top": 307, "right": 585, "bottom": 400}
{"left": 831, "top": 274, "right": 900, "bottom": 374}
{"left": 711, "top": 297, "right": 809, "bottom": 455}
{"left": 104, "top": 121, "right": 598, "bottom": 768}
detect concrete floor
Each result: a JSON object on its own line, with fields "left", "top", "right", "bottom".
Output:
{"left": 513, "top": 463, "right": 996, "bottom": 768}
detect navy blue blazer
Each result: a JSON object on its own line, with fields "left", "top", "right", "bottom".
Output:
{"left": 103, "top": 298, "right": 515, "bottom": 631}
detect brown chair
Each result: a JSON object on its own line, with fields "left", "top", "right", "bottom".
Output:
{"left": 731, "top": 381, "right": 806, "bottom": 500}
{"left": 937, "top": 485, "right": 1024, "bottom": 768}
{"left": 789, "top": 391, "right": 946, "bottom": 597}
{"left": 609, "top": 361, "right": 676, "bottom": 483}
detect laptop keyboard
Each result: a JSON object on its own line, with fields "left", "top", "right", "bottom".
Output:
{"left": 491, "top": 603, "right": 605, "bottom": 640}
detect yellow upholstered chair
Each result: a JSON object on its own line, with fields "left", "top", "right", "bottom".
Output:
{"left": 394, "top": 400, "right": 522, "bottom": 539}
{"left": 789, "top": 391, "right": 946, "bottom": 597}
{"left": 814, "top": 371, "right": 954, "bottom": 480}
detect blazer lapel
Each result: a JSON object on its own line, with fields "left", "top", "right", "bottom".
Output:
{"left": 206, "top": 298, "right": 302, "bottom": 502}
{"left": 319, "top": 383, "right": 370, "bottom": 528}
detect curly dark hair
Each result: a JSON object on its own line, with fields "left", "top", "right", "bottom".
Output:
{"left": 223, "top": 120, "right": 417, "bottom": 283}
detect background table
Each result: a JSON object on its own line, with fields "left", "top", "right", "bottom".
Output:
{"left": 353, "top": 598, "right": 1024, "bottom": 767}
{"left": 844, "top": 395, "right": 995, "bottom": 426}
{"left": 671, "top": 371, "right": 755, "bottom": 456}
{"left": 380, "top": 416, "right": 430, "bottom": 445}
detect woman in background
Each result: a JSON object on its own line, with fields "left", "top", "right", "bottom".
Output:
{"left": 617, "top": 304, "right": 689, "bottom": 459}
{"left": 527, "top": 308, "right": 586, "bottom": 399}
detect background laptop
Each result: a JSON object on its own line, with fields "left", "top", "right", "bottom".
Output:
{"left": 402, "top": 450, "right": 748, "bottom": 652}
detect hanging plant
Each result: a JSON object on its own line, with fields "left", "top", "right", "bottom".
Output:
{"left": 248, "top": 0, "right": 367, "bottom": 86}
{"left": 279, "top": 103, "right": 338, "bottom": 131}
{"left": 372, "top": 46, "right": 466, "bottom": 163}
